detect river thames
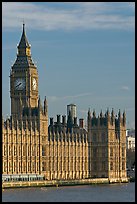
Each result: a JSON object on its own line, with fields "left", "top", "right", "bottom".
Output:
{"left": 2, "top": 182, "right": 135, "bottom": 202}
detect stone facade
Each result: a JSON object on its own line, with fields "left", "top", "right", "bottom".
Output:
{"left": 2, "top": 97, "right": 48, "bottom": 176}
{"left": 44, "top": 114, "right": 89, "bottom": 180}
{"left": 88, "top": 109, "right": 127, "bottom": 181}
{"left": 2, "top": 24, "right": 127, "bottom": 182}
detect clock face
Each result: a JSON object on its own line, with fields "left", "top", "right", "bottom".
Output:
{"left": 32, "top": 78, "right": 37, "bottom": 90}
{"left": 14, "top": 78, "right": 25, "bottom": 90}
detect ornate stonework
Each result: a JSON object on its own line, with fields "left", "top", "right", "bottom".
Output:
{"left": 2, "top": 24, "right": 127, "bottom": 182}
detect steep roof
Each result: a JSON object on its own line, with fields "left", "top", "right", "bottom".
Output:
{"left": 18, "top": 23, "right": 30, "bottom": 49}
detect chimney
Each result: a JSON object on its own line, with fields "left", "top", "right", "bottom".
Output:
{"left": 50, "top": 117, "right": 54, "bottom": 126}
{"left": 57, "top": 115, "right": 61, "bottom": 124}
{"left": 62, "top": 115, "right": 66, "bottom": 125}
{"left": 79, "top": 118, "right": 84, "bottom": 128}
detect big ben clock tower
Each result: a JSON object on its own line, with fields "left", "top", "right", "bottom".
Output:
{"left": 10, "top": 23, "right": 39, "bottom": 119}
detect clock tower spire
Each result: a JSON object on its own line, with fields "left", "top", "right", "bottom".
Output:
{"left": 10, "top": 23, "right": 39, "bottom": 119}
{"left": 17, "top": 23, "right": 31, "bottom": 56}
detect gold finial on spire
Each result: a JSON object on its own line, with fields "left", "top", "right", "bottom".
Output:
{"left": 23, "top": 19, "right": 25, "bottom": 26}
{"left": 23, "top": 20, "right": 25, "bottom": 32}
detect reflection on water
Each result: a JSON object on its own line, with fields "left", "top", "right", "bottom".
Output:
{"left": 2, "top": 182, "right": 135, "bottom": 202}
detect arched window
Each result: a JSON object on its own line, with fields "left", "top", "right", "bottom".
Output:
{"left": 101, "top": 132, "right": 105, "bottom": 142}
{"left": 92, "top": 133, "right": 97, "bottom": 142}
{"left": 110, "top": 162, "right": 113, "bottom": 170}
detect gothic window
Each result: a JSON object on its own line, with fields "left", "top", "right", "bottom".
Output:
{"left": 93, "top": 162, "right": 97, "bottom": 171}
{"left": 4, "top": 134, "right": 7, "bottom": 142}
{"left": 102, "top": 161, "right": 105, "bottom": 171}
{"left": 28, "top": 146, "right": 30, "bottom": 156}
{"left": 110, "top": 132, "right": 113, "bottom": 141}
{"left": 28, "top": 162, "right": 31, "bottom": 172}
{"left": 92, "top": 133, "right": 97, "bottom": 142}
{"left": 14, "top": 145, "right": 16, "bottom": 156}
{"left": 9, "top": 162, "right": 12, "bottom": 172}
{"left": 84, "top": 134, "right": 86, "bottom": 143}
{"left": 122, "top": 147, "right": 125, "bottom": 158}
{"left": 4, "top": 145, "right": 7, "bottom": 156}
{"left": 101, "top": 132, "right": 105, "bottom": 142}
{"left": 9, "top": 146, "right": 12, "bottom": 156}
{"left": 32, "top": 146, "right": 35, "bottom": 156}
{"left": 19, "top": 145, "right": 22, "bottom": 156}
{"left": 122, "top": 162, "right": 125, "bottom": 170}
{"left": 14, "top": 162, "right": 16, "bottom": 172}
{"left": 42, "top": 146, "right": 46, "bottom": 156}
{"left": 37, "top": 162, "right": 39, "bottom": 172}
{"left": 32, "top": 162, "right": 35, "bottom": 171}
{"left": 110, "top": 147, "right": 113, "bottom": 157}
{"left": 19, "top": 162, "right": 21, "bottom": 172}
{"left": 110, "top": 162, "right": 113, "bottom": 170}
{"left": 102, "top": 148, "right": 106, "bottom": 158}
{"left": 42, "top": 162, "right": 46, "bottom": 171}
{"left": 23, "top": 163, "right": 26, "bottom": 172}
{"left": 14, "top": 134, "right": 16, "bottom": 142}
{"left": 4, "top": 162, "right": 7, "bottom": 173}
{"left": 93, "top": 147, "right": 97, "bottom": 157}
{"left": 23, "top": 145, "right": 26, "bottom": 156}
{"left": 42, "top": 122, "right": 45, "bottom": 132}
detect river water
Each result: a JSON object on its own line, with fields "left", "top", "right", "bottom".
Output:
{"left": 2, "top": 182, "right": 135, "bottom": 202}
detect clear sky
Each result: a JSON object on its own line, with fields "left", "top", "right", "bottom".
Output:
{"left": 2, "top": 2, "right": 135, "bottom": 129}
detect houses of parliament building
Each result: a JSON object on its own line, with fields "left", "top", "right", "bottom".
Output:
{"left": 2, "top": 24, "right": 128, "bottom": 182}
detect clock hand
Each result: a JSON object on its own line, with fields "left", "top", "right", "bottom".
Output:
{"left": 16, "top": 82, "right": 22, "bottom": 88}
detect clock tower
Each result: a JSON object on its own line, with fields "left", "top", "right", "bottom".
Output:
{"left": 10, "top": 24, "right": 39, "bottom": 119}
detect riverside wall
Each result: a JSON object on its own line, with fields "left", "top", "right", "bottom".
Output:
{"left": 2, "top": 178, "right": 129, "bottom": 189}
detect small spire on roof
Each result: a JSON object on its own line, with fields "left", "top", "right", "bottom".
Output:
{"left": 23, "top": 22, "right": 25, "bottom": 31}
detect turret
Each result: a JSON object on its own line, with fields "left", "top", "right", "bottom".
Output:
{"left": 105, "top": 108, "right": 110, "bottom": 124}
{"left": 123, "top": 110, "right": 126, "bottom": 126}
{"left": 87, "top": 108, "right": 91, "bottom": 131}
{"left": 92, "top": 109, "right": 98, "bottom": 126}
{"left": 6, "top": 118, "right": 10, "bottom": 129}
{"left": 118, "top": 109, "right": 121, "bottom": 118}
{"left": 111, "top": 108, "right": 115, "bottom": 125}
{"left": 10, "top": 115, "right": 14, "bottom": 129}
{"left": 38, "top": 96, "right": 43, "bottom": 113}
{"left": 118, "top": 109, "right": 122, "bottom": 124}
{"left": 99, "top": 110, "right": 104, "bottom": 126}
{"left": 44, "top": 96, "right": 48, "bottom": 115}
{"left": 100, "top": 109, "right": 103, "bottom": 118}
{"left": 88, "top": 108, "right": 91, "bottom": 119}
{"left": 93, "top": 109, "right": 96, "bottom": 118}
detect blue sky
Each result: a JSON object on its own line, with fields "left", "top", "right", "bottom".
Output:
{"left": 2, "top": 2, "right": 135, "bottom": 129}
